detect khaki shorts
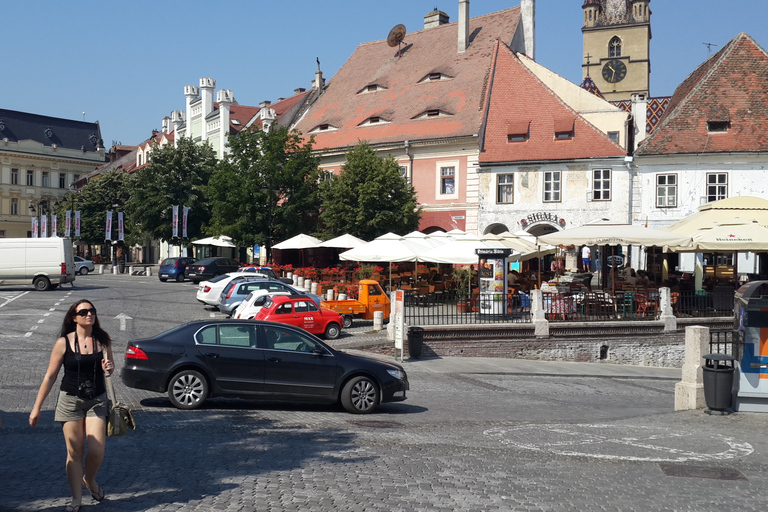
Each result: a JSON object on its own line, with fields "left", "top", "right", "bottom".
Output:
{"left": 54, "top": 391, "right": 108, "bottom": 423}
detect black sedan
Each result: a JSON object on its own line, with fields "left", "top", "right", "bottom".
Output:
{"left": 121, "top": 320, "right": 409, "bottom": 414}
{"left": 186, "top": 257, "right": 241, "bottom": 283}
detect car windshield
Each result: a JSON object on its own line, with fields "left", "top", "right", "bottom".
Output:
{"left": 161, "top": 258, "right": 177, "bottom": 266}
{"left": 195, "top": 258, "right": 217, "bottom": 266}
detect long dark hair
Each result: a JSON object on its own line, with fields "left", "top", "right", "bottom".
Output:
{"left": 60, "top": 300, "right": 111, "bottom": 347}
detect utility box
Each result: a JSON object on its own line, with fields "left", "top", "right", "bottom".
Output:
{"left": 733, "top": 281, "right": 768, "bottom": 412}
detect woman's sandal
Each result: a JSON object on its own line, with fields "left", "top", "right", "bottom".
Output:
{"left": 65, "top": 505, "right": 81, "bottom": 512}
{"left": 83, "top": 476, "right": 106, "bottom": 501}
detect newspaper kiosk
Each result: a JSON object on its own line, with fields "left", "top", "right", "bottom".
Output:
{"left": 734, "top": 281, "right": 768, "bottom": 412}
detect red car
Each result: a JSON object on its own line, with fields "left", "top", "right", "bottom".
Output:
{"left": 255, "top": 294, "right": 343, "bottom": 339}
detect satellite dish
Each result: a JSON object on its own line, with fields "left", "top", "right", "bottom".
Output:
{"left": 387, "top": 24, "right": 406, "bottom": 48}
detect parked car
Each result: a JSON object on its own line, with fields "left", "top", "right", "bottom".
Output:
{"left": 74, "top": 256, "right": 95, "bottom": 276}
{"left": 196, "top": 274, "right": 267, "bottom": 307}
{"left": 218, "top": 279, "right": 319, "bottom": 316}
{"left": 254, "top": 294, "right": 344, "bottom": 339}
{"left": 158, "top": 257, "right": 198, "bottom": 282}
{"left": 186, "top": 258, "right": 242, "bottom": 284}
{"left": 236, "top": 266, "right": 293, "bottom": 284}
{"left": 233, "top": 290, "right": 293, "bottom": 319}
{"left": 122, "top": 319, "right": 408, "bottom": 413}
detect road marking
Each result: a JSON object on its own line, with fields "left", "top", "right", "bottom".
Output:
{"left": 49, "top": 308, "right": 56, "bottom": 312}
{"left": 37, "top": 319, "right": 45, "bottom": 324}
{"left": 0, "top": 291, "right": 30, "bottom": 309}
{"left": 210, "top": 313, "right": 216, "bottom": 318}
{"left": 24, "top": 332, "right": 33, "bottom": 337}
{"left": 484, "top": 424, "right": 754, "bottom": 463}
{"left": 115, "top": 313, "right": 133, "bottom": 331}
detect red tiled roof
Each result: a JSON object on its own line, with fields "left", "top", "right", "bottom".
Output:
{"left": 227, "top": 104, "right": 261, "bottom": 133}
{"left": 293, "top": 7, "right": 521, "bottom": 149}
{"left": 251, "top": 90, "right": 312, "bottom": 130}
{"left": 479, "top": 43, "right": 625, "bottom": 163}
{"left": 636, "top": 33, "right": 768, "bottom": 155}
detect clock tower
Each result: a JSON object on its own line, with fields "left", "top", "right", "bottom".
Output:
{"left": 582, "top": 0, "right": 651, "bottom": 101}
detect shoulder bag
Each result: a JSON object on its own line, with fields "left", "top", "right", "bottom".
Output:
{"left": 104, "top": 365, "right": 136, "bottom": 437}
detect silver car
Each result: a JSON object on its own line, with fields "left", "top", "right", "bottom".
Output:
{"left": 218, "top": 279, "right": 320, "bottom": 316}
{"left": 74, "top": 256, "right": 95, "bottom": 275}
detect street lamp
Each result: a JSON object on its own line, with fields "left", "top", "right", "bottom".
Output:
{"left": 28, "top": 198, "right": 51, "bottom": 237}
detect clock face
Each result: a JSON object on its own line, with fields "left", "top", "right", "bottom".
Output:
{"left": 602, "top": 59, "right": 627, "bottom": 83}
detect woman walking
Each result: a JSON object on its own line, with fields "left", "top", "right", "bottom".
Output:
{"left": 30, "top": 300, "right": 115, "bottom": 512}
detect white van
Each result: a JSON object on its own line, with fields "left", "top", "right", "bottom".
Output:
{"left": 0, "top": 238, "right": 76, "bottom": 290}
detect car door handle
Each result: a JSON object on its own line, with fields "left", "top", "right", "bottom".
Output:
{"left": 267, "top": 357, "right": 281, "bottom": 363}
{"left": 204, "top": 353, "right": 220, "bottom": 358}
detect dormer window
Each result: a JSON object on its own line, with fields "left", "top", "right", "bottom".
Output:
{"left": 418, "top": 72, "right": 452, "bottom": 83}
{"left": 358, "top": 84, "right": 386, "bottom": 94}
{"left": 507, "top": 121, "right": 530, "bottom": 143}
{"left": 555, "top": 130, "right": 574, "bottom": 140}
{"left": 707, "top": 121, "right": 730, "bottom": 133}
{"left": 413, "top": 109, "right": 451, "bottom": 120}
{"left": 232, "top": 119, "right": 241, "bottom": 126}
{"left": 554, "top": 118, "right": 574, "bottom": 140}
{"left": 310, "top": 123, "right": 338, "bottom": 133}
{"left": 358, "top": 116, "right": 390, "bottom": 127}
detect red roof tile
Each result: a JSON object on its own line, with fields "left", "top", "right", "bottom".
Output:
{"left": 479, "top": 43, "right": 625, "bottom": 163}
{"left": 636, "top": 33, "right": 768, "bottom": 155}
{"left": 293, "top": 8, "right": 521, "bottom": 149}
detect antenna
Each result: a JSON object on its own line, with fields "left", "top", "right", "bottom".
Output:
{"left": 703, "top": 42, "right": 718, "bottom": 58}
{"left": 387, "top": 24, "right": 407, "bottom": 58}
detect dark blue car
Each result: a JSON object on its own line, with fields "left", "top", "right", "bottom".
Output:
{"left": 158, "top": 257, "right": 198, "bottom": 282}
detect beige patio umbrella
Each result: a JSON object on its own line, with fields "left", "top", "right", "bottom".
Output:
{"left": 666, "top": 218, "right": 768, "bottom": 252}
{"left": 663, "top": 196, "right": 768, "bottom": 234}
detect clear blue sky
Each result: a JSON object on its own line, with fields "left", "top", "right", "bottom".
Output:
{"left": 3, "top": 1, "right": 766, "bottom": 148}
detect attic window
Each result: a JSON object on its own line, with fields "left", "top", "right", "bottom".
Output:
{"left": 358, "top": 84, "right": 385, "bottom": 94}
{"left": 555, "top": 130, "right": 574, "bottom": 140}
{"left": 232, "top": 119, "right": 241, "bottom": 126}
{"left": 707, "top": 121, "right": 730, "bottom": 133}
{"left": 310, "top": 123, "right": 338, "bottom": 133}
{"left": 554, "top": 118, "right": 575, "bottom": 140}
{"left": 419, "top": 72, "right": 451, "bottom": 83}
{"left": 507, "top": 121, "right": 530, "bottom": 142}
{"left": 412, "top": 109, "right": 451, "bottom": 120}
{"left": 508, "top": 133, "right": 528, "bottom": 143}
{"left": 358, "top": 116, "right": 390, "bottom": 127}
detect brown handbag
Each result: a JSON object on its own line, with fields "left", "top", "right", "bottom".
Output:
{"left": 105, "top": 371, "right": 135, "bottom": 437}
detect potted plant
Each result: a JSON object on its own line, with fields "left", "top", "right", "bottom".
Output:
{"left": 452, "top": 266, "right": 473, "bottom": 313}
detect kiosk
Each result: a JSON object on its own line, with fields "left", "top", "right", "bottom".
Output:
{"left": 733, "top": 281, "right": 768, "bottom": 412}
{"left": 476, "top": 248, "right": 511, "bottom": 317}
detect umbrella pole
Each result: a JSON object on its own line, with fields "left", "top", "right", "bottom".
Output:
{"left": 537, "top": 245, "right": 541, "bottom": 288}
{"left": 611, "top": 246, "right": 616, "bottom": 293}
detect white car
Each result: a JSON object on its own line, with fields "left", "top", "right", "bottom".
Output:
{"left": 74, "top": 256, "right": 95, "bottom": 275}
{"left": 195, "top": 273, "right": 267, "bottom": 307}
{"left": 232, "top": 290, "right": 293, "bottom": 319}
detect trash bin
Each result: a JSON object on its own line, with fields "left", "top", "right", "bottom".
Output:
{"left": 702, "top": 353, "right": 736, "bottom": 411}
{"left": 407, "top": 326, "right": 424, "bottom": 359}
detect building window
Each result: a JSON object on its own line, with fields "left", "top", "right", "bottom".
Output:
{"left": 656, "top": 174, "right": 677, "bottom": 207}
{"left": 11, "top": 168, "right": 18, "bottom": 185}
{"left": 497, "top": 174, "right": 514, "bottom": 204}
{"left": 608, "top": 131, "right": 620, "bottom": 144}
{"left": 609, "top": 36, "right": 622, "bottom": 57}
{"left": 26, "top": 170, "right": 34, "bottom": 186}
{"left": 42, "top": 172, "right": 49, "bottom": 188}
{"left": 555, "top": 130, "right": 573, "bottom": 140}
{"left": 543, "top": 171, "right": 561, "bottom": 202}
{"left": 440, "top": 167, "right": 455, "bottom": 195}
{"left": 59, "top": 174, "right": 66, "bottom": 188}
{"left": 706, "top": 173, "right": 727, "bottom": 202}
{"left": 707, "top": 121, "right": 730, "bottom": 133}
{"left": 11, "top": 198, "right": 19, "bottom": 215}
{"left": 592, "top": 169, "right": 611, "bottom": 201}
{"left": 73, "top": 174, "right": 80, "bottom": 185}
{"left": 398, "top": 166, "right": 409, "bottom": 180}
{"left": 320, "top": 170, "right": 334, "bottom": 182}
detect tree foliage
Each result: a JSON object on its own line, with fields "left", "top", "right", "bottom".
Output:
{"left": 207, "top": 126, "right": 321, "bottom": 258}
{"left": 54, "top": 170, "right": 136, "bottom": 246}
{"left": 127, "top": 138, "right": 217, "bottom": 243}
{"left": 320, "top": 142, "right": 421, "bottom": 240}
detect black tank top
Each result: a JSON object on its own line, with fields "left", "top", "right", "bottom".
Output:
{"left": 60, "top": 334, "right": 106, "bottom": 396}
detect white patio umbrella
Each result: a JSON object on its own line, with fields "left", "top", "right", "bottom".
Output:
{"left": 192, "top": 236, "right": 235, "bottom": 248}
{"left": 272, "top": 233, "right": 322, "bottom": 250}
{"left": 339, "top": 232, "right": 430, "bottom": 289}
{"left": 419, "top": 235, "right": 502, "bottom": 264}
{"left": 666, "top": 218, "right": 768, "bottom": 252}
{"left": 317, "top": 234, "right": 368, "bottom": 249}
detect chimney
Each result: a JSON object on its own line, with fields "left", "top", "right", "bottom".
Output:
{"left": 631, "top": 93, "right": 648, "bottom": 150}
{"left": 424, "top": 8, "right": 449, "bottom": 29}
{"left": 294, "top": 88, "right": 306, "bottom": 94}
{"left": 259, "top": 101, "right": 272, "bottom": 108}
{"left": 314, "top": 69, "right": 325, "bottom": 90}
{"left": 521, "top": 0, "right": 535, "bottom": 60}
{"left": 458, "top": 0, "right": 469, "bottom": 53}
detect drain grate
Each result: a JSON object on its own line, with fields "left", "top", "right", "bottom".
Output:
{"left": 349, "top": 420, "right": 404, "bottom": 429}
{"left": 659, "top": 464, "right": 747, "bottom": 481}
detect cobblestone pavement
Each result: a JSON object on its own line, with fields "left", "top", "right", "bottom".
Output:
{"left": 1, "top": 275, "right": 766, "bottom": 511}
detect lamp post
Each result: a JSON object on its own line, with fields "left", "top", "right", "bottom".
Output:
{"left": 28, "top": 198, "right": 51, "bottom": 238}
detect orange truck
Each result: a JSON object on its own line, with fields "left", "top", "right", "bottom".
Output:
{"left": 320, "top": 279, "right": 391, "bottom": 328}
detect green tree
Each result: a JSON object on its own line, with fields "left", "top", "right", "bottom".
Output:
{"left": 128, "top": 138, "right": 217, "bottom": 243}
{"left": 320, "top": 141, "right": 421, "bottom": 240}
{"left": 54, "top": 170, "right": 136, "bottom": 247}
{"left": 207, "top": 126, "right": 321, "bottom": 260}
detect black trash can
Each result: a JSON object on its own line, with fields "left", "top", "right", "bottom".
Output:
{"left": 702, "top": 354, "right": 736, "bottom": 411}
{"left": 407, "top": 326, "right": 425, "bottom": 359}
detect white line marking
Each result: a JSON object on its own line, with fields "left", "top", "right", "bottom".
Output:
{"left": 37, "top": 319, "right": 45, "bottom": 324}
{"left": 49, "top": 308, "right": 56, "bottom": 312}
{"left": 0, "top": 291, "right": 30, "bottom": 309}
{"left": 24, "top": 332, "right": 33, "bottom": 337}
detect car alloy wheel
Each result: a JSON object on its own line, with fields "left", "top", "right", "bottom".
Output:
{"left": 168, "top": 370, "right": 208, "bottom": 409}
{"left": 324, "top": 322, "right": 341, "bottom": 339}
{"left": 341, "top": 376, "right": 380, "bottom": 414}
{"left": 79, "top": 267, "right": 90, "bottom": 275}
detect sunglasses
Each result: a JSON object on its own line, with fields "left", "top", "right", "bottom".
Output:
{"left": 75, "top": 308, "right": 97, "bottom": 317}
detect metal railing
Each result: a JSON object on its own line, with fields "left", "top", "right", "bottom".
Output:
{"left": 709, "top": 329, "right": 744, "bottom": 361}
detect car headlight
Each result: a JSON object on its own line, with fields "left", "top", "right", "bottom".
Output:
{"left": 386, "top": 369, "right": 405, "bottom": 380}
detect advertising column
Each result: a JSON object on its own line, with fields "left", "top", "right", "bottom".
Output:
{"left": 476, "top": 248, "right": 511, "bottom": 316}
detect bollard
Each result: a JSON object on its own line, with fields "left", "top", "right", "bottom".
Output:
{"left": 338, "top": 293, "right": 347, "bottom": 301}
{"left": 311, "top": 282, "right": 318, "bottom": 294}
{"left": 112, "top": 265, "right": 119, "bottom": 274}
{"left": 98, "top": 264, "right": 105, "bottom": 275}
{"left": 130, "top": 266, "right": 135, "bottom": 275}
{"left": 326, "top": 289, "right": 334, "bottom": 301}
{"left": 146, "top": 267, "right": 152, "bottom": 276}
{"left": 297, "top": 276, "right": 305, "bottom": 287}
{"left": 373, "top": 311, "right": 384, "bottom": 330}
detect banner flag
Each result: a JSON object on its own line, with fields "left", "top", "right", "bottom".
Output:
{"left": 118, "top": 212, "right": 125, "bottom": 241}
{"left": 105, "top": 211, "right": 113, "bottom": 241}
{"left": 182, "top": 206, "right": 190, "bottom": 238}
{"left": 41, "top": 215, "right": 48, "bottom": 238}
{"left": 172, "top": 205, "right": 179, "bottom": 238}
{"left": 75, "top": 211, "right": 81, "bottom": 237}
{"left": 65, "top": 211, "right": 71, "bottom": 237}
{"left": 52, "top": 214, "right": 57, "bottom": 236}
{"left": 32, "top": 218, "right": 38, "bottom": 238}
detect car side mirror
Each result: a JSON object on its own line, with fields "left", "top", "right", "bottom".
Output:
{"left": 313, "top": 347, "right": 325, "bottom": 356}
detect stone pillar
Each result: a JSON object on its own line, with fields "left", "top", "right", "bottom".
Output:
{"left": 530, "top": 289, "right": 549, "bottom": 337}
{"left": 659, "top": 287, "right": 677, "bottom": 332}
{"left": 373, "top": 311, "right": 384, "bottom": 330}
{"left": 674, "top": 325, "right": 710, "bottom": 410}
